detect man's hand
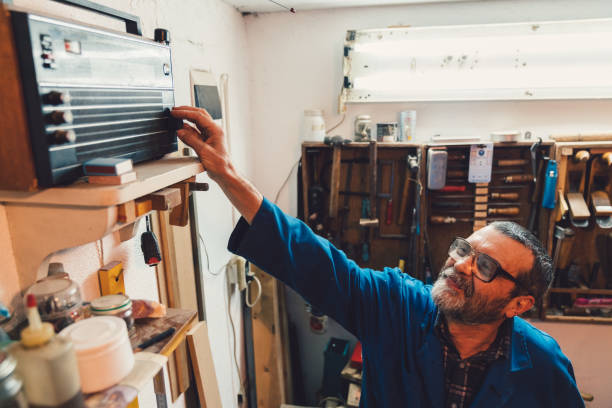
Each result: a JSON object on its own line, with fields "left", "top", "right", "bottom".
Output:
{"left": 171, "top": 106, "right": 230, "bottom": 182}
{"left": 171, "top": 106, "right": 263, "bottom": 224}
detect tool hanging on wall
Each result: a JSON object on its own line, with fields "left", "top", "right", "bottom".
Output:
{"left": 398, "top": 155, "right": 419, "bottom": 225}
{"left": 527, "top": 138, "right": 544, "bottom": 234}
{"left": 566, "top": 150, "right": 591, "bottom": 228}
{"left": 308, "top": 150, "right": 325, "bottom": 234}
{"left": 377, "top": 160, "right": 395, "bottom": 225}
{"left": 431, "top": 192, "right": 520, "bottom": 202}
{"left": 429, "top": 216, "right": 521, "bottom": 224}
{"left": 587, "top": 153, "right": 612, "bottom": 228}
{"left": 141, "top": 215, "right": 162, "bottom": 266}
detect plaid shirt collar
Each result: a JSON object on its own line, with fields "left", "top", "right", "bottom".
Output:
{"left": 434, "top": 312, "right": 511, "bottom": 361}
{"left": 434, "top": 313, "right": 512, "bottom": 408}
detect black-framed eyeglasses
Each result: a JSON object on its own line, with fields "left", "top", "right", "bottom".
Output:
{"left": 448, "top": 237, "right": 527, "bottom": 292}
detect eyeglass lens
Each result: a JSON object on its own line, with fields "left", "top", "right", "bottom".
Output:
{"left": 449, "top": 239, "right": 497, "bottom": 281}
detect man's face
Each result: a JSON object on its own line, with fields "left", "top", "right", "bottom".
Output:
{"left": 431, "top": 226, "right": 534, "bottom": 325}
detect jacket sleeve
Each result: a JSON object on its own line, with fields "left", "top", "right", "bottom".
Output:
{"left": 227, "top": 197, "right": 432, "bottom": 342}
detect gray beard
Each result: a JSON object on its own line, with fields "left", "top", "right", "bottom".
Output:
{"left": 431, "top": 266, "right": 512, "bottom": 325}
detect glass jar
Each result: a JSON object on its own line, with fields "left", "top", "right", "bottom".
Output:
{"left": 301, "top": 109, "right": 326, "bottom": 142}
{"left": 0, "top": 352, "right": 27, "bottom": 408}
{"left": 90, "top": 295, "right": 134, "bottom": 331}
{"left": 25, "top": 275, "right": 83, "bottom": 332}
{"left": 354, "top": 115, "right": 372, "bottom": 141}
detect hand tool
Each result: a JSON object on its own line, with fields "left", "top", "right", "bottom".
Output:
{"left": 502, "top": 174, "right": 533, "bottom": 183}
{"left": 497, "top": 159, "right": 529, "bottom": 167}
{"left": 551, "top": 225, "right": 575, "bottom": 274}
{"left": 335, "top": 161, "right": 354, "bottom": 249}
{"left": 429, "top": 216, "right": 521, "bottom": 224}
{"left": 328, "top": 145, "right": 342, "bottom": 219}
{"left": 430, "top": 192, "right": 519, "bottom": 201}
{"left": 590, "top": 191, "right": 612, "bottom": 228}
{"left": 601, "top": 152, "right": 612, "bottom": 166}
{"left": 432, "top": 201, "right": 521, "bottom": 209}
{"left": 586, "top": 155, "right": 612, "bottom": 228}
{"left": 377, "top": 160, "right": 395, "bottom": 225}
{"left": 324, "top": 135, "right": 351, "bottom": 146}
{"left": 360, "top": 198, "right": 371, "bottom": 262}
{"left": 441, "top": 207, "right": 520, "bottom": 215}
{"left": 439, "top": 185, "right": 466, "bottom": 192}
{"left": 527, "top": 138, "right": 544, "bottom": 233}
{"left": 308, "top": 151, "right": 325, "bottom": 233}
{"left": 134, "top": 327, "right": 176, "bottom": 352}
{"left": 407, "top": 150, "right": 423, "bottom": 274}
{"left": 566, "top": 150, "right": 590, "bottom": 228}
{"left": 542, "top": 159, "right": 558, "bottom": 209}
{"left": 398, "top": 155, "right": 419, "bottom": 225}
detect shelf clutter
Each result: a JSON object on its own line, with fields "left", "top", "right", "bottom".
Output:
{"left": 0, "top": 157, "right": 205, "bottom": 292}
{"left": 300, "top": 139, "right": 612, "bottom": 323}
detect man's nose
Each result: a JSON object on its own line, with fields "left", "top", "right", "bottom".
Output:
{"left": 452, "top": 255, "right": 474, "bottom": 276}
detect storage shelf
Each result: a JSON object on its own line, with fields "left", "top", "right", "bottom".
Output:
{"left": 3, "top": 157, "right": 204, "bottom": 290}
{"left": 548, "top": 288, "right": 612, "bottom": 295}
{"left": 85, "top": 308, "right": 198, "bottom": 407}
{"left": 0, "top": 157, "right": 203, "bottom": 207}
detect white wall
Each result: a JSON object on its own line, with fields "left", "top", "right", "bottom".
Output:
{"left": 2, "top": 0, "right": 252, "bottom": 407}
{"left": 245, "top": 0, "right": 612, "bottom": 405}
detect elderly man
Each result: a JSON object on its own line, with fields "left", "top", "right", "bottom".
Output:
{"left": 171, "top": 106, "right": 584, "bottom": 407}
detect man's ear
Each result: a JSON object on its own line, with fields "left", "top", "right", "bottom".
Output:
{"left": 505, "top": 295, "right": 535, "bottom": 318}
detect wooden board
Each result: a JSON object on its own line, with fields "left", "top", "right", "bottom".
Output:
{"left": 187, "top": 321, "right": 223, "bottom": 408}
{"left": 250, "top": 265, "right": 288, "bottom": 407}
{"left": 0, "top": 6, "right": 38, "bottom": 191}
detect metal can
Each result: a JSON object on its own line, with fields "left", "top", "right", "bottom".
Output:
{"left": 0, "top": 352, "right": 27, "bottom": 408}
{"left": 354, "top": 115, "right": 372, "bottom": 141}
{"left": 377, "top": 122, "right": 398, "bottom": 142}
{"left": 90, "top": 294, "right": 134, "bottom": 331}
{"left": 25, "top": 275, "right": 83, "bottom": 331}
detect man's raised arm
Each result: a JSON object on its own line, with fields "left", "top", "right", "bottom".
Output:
{"left": 171, "top": 106, "right": 263, "bottom": 224}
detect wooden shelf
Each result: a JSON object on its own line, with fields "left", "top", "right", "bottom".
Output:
{"left": 0, "top": 157, "right": 203, "bottom": 207}
{"left": 129, "top": 308, "right": 197, "bottom": 357}
{"left": 2, "top": 157, "right": 204, "bottom": 290}
{"left": 548, "top": 288, "right": 612, "bottom": 295}
{"left": 84, "top": 308, "right": 197, "bottom": 407}
{"left": 542, "top": 315, "right": 612, "bottom": 324}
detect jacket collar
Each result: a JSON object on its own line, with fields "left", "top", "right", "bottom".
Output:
{"left": 415, "top": 313, "right": 532, "bottom": 407}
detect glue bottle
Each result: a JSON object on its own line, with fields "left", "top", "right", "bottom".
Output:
{"left": 10, "top": 294, "right": 84, "bottom": 408}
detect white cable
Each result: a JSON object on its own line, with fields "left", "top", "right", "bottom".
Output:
{"left": 274, "top": 157, "right": 301, "bottom": 205}
{"left": 325, "top": 113, "right": 346, "bottom": 135}
{"left": 245, "top": 274, "right": 262, "bottom": 308}
{"left": 226, "top": 279, "right": 245, "bottom": 398}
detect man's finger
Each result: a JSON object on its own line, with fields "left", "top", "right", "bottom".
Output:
{"left": 171, "top": 108, "right": 216, "bottom": 135}
{"left": 177, "top": 126, "right": 206, "bottom": 151}
{"left": 172, "top": 106, "right": 213, "bottom": 120}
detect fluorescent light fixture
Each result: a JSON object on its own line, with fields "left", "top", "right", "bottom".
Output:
{"left": 341, "top": 19, "right": 612, "bottom": 106}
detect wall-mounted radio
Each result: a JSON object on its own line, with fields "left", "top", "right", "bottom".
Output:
{"left": 0, "top": 4, "right": 180, "bottom": 190}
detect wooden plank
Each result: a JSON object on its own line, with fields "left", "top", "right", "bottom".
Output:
{"left": 169, "top": 180, "right": 192, "bottom": 226}
{"left": 329, "top": 146, "right": 342, "bottom": 218}
{"left": 150, "top": 188, "right": 182, "bottom": 211}
{"left": 187, "top": 322, "right": 223, "bottom": 408}
{"left": 251, "top": 265, "right": 286, "bottom": 407}
{"left": 567, "top": 192, "right": 590, "bottom": 220}
{"left": 301, "top": 145, "right": 310, "bottom": 221}
{"left": 155, "top": 210, "right": 196, "bottom": 401}
{"left": 0, "top": 6, "right": 38, "bottom": 191}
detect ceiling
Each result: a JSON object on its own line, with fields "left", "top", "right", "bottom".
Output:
{"left": 224, "top": 0, "right": 472, "bottom": 14}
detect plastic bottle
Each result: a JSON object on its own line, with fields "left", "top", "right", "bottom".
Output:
{"left": 301, "top": 109, "right": 326, "bottom": 142}
{"left": 10, "top": 294, "right": 85, "bottom": 408}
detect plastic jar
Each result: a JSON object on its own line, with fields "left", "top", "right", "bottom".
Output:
{"left": 301, "top": 109, "right": 326, "bottom": 142}
{"left": 59, "top": 316, "right": 134, "bottom": 393}
{"left": 90, "top": 294, "right": 134, "bottom": 331}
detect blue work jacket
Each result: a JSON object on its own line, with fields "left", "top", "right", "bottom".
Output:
{"left": 228, "top": 198, "right": 584, "bottom": 407}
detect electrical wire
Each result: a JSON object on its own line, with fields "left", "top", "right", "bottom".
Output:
{"left": 245, "top": 274, "right": 262, "bottom": 308}
{"left": 274, "top": 157, "right": 301, "bottom": 205}
{"left": 325, "top": 113, "right": 346, "bottom": 135}
{"left": 226, "top": 278, "right": 246, "bottom": 399}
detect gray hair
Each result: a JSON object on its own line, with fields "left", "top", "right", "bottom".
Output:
{"left": 488, "top": 221, "right": 553, "bottom": 303}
